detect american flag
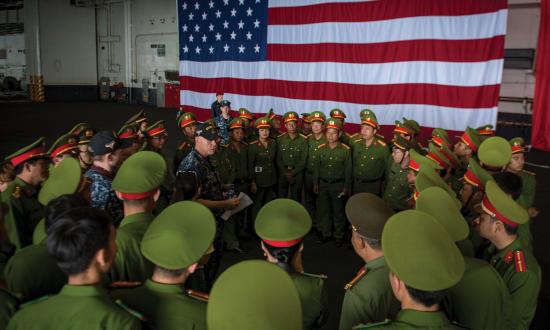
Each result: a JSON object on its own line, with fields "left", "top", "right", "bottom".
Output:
{"left": 178, "top": 0, "right": 507, "bottom": 136}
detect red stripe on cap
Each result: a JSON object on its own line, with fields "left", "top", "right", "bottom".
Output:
{"left": 463, "top": 168, "right": 482, "bottom": 189}
{"left": 460, "top": 133, "right": 478, "bottom": 152}
{"left": 431, "top": 136, "right": 445, "bottom": 148}
{"left": 118, "top": 131, "right": 136, "bottom": 139}
{"left": 263, "top": 238, "right": 303, "bottom": 248}
{"left": 10, "top": 146, "right": 47, "bottom": 167}
{"left": 119, "top": 189, "right": 159, "bottom": 200}
{"left": 426, "top": 152, "right": 448, "bottom": 168}
{"left": 393, "top": 127, "right": 410, "bottom": 135}
{"left": 481, "top": 196, "right": 518, "bottom": 228}
{"left": 179, "top": 118, "right": 196, "bottom": 128}
{"left": 361, "top": 119, "right": 378, "bottom": 129}
{"left": 408, "top": 158, "right": 420, "bottom": 172}
{"left": 148, "top": 127, "right": 166, "bottom": 136}
{"left": 51, "top": 143, "right": 78, "bottom": 158}
{"left": 477, "top": 129, "right": 494, "bottom": 136}
{"left": 511, "top": 145, "right": 524, "bottom": 154}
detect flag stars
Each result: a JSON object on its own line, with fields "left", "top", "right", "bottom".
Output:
{"left": 223, "top": 44, "right": 230, "bottom": 52}
{"left": 230, "top": 8, "right": 237, "bottom": 16}
{"left": 209, "top": 46, "right": 214, "bottom": 54}
{"left": 254, "top": 44, "right": 260, "bottom": 53}
{"left": 215, "top": 10, "right": 221, "bottom": 18}
{"left": 215, "top": 32, "right": 222, "bottom": 41}
{"left": 183, "top": 45, "right": 189, "bottom": 53}
{"left": 195, "top": 46, "right": 201, "bottom": 54}
{"left": 238, "top": 44, "right": 245, "bottom": 53}
{"left": 246, "top": 31, "right": 252, "bottom": 40}
{"left": 246, "top": 7, "right": 253, "bottom": 16}
{"left": 223, "top": 20, "right": 229, "bottom": 29}
{"left": 202, "top": 12, "right": 207, "bottom": 20}
{"left": 230, "top": 31, "right": 237, "bottom": 39}
{"left": 182, "top": 24, "right": 188, "bottom": 32}
{"left": 253, "top": 19, "right": 260, "bottom": 28}
{"left": 208, "top": 1, "right": 214, "bottom": 9}
{"left": 238, "top": 0, "right": 244, "bottom": 5}
{"left": 182, "top": 2, "right": 187, "bottom": 10}
{"left": 202, "top": 34, "right": 207, "bottom": 42}
{"left": 194, "top": 24, "right": 200, "bottom": 32}
{"left": 194, "top": 2, "right": 199, "bottom": 10}
{"left": 223, "top": 0, "right": 229, "bottom": 5}
{"left": 188, "top": 12, "right": 194, "bottom": 20}
{"left": 188, "top": 34, "right": 194, "bottom": 42}
{"left": 238, "top": 20, "right": 244, "bottom": 29}
{"left": 209, "top": 24, "right": 214, "bottom": 31}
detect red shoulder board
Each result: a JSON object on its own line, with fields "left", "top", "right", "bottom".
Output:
{"left": 109, "top": 281, "right": 142, "bottom": 288}
{"left": 503, "top": 251, "right": 514, "bottom": 264}
{"left": 514, "top": 250, "right": 527, "bottom": 273}
{"left": 187, "top": 289, "right": 209, "bottom": 302}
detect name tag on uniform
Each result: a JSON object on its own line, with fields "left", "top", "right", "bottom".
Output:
{"left": 255, "top": 166, "right": 263, "bottom": 173}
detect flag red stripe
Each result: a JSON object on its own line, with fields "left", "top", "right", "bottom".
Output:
{"left": 180, "top": 76, "right": 500, "bottom": 108}
{"left": 267, "top": 36, "right": 505, "bottom": 63}
{"left": 268, "top": 0, "right": 507, "bottom": 25}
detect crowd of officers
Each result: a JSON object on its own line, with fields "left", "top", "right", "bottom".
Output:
{"left": 0, "top": 91, "right": 542, "bottom": 329}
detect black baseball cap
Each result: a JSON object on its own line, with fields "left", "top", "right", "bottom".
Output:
{"left": 221, "top": 100, "right": 231, "bottom": 107}
{"left": 195, "top": 122, "right": 220, "bottom": 141}
{"left": 89, "top": 130, "right": 122, "bottom": 156}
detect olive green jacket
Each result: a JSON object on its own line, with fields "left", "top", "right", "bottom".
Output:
{"left": 351, "top": 138, "right": 390, "bottom": 182}
{"left": 354, "top": 309, "right": 466, "bottom": 329}
{"left": 305, "top": 134, "right": 327, "bottom": 175}
{"left": 313, "top": 142, "right": 352, "bottom": 191}
{"left": 276, "top": 132, "right": 308, "bottom": 176}
{"left": 248, "top": 139, "right": 277, "bottom": 187}
{"left": 0, "top": 289, "right": 18, "bottom": 330}
{"left": 292, "top": 272, "right": 329, "bottom": 329}
{"left": 382, "top": 162, "right": 410, "bottom": 211}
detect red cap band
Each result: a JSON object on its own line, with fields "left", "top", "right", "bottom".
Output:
{"left": 118, "top": 131, "right": 136, "bottom": 139}
{"left": 51, "top": 143, "right": 78, "bottom": 158}
{"left": 393, "top": 127, "right": 410, "bottom": 135}
{"left": 460, "top": 133, "right": 478, "bottom": 152}
{"left": 361, "top": 119, "right": 378, "bottom": 129}
{"left": 263, "top": 238, "right": 303, "bottom": 248}
{"left": 148, "top": 127, "right": 166, "bottom": 137}
{"left": 119, "top": 189, "right": 159, "bottom": 200}
{"left": 463, "top": 168, "right": 482, "bottom": 189}
{"left": 10, "top": 146, "right": 47, "bottom": 167}
{"left": 426, "top": 152, "right": 448, "bottom": 168}
{"left": 409, "top": 158, "right": 420, "bottom": 172}
{"left": 481, "top": 196, "right": 518, "bottom": 228}
{"left": 511, "top": 145, "right": 524, "bottom": 154}
{"left": 477, "top": 129, "right": 494, "bottom": 136}
{"left": 179, "top": 118, "right": 196, "bottom": 128}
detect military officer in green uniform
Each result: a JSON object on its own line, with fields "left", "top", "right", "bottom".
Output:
{"left": 430, "top": 128, "right": 452, "bottom": 149}
{"left": 451, "top": 128, "right": 481, "bottom": 194}
{"left": 1, "top": 138, "right": 49, "bottom": 250}
{"left": 267, "top": 108, "right": 284, "bottom": 139}
{"left": 477, "top": 181, "right": 541, "bottom": 329}
{"left": 507, "top": 137, "right": 537, "bottom": 252}
{"left": 478, "top": 136, "right": 512, "bottom": 173}
{"left": 7, "top": 207, "right": 141, "bottom": 329}
{"left": 406, "top": 149, "right": 442, "bottom": 188}
{"left": 207, "top": 260, "right": 302, "bottom": 329}
{"left": 248, "top": 117, "right": 277, "bottom": 221}
{"left": 5, "top": 158, "right": 86, "bottom": 302}
{"left": 304, "top": 111, "right": 327, "bottom": 229}
{"left": 276, "top": 111, "right": 308, "bottom": 201}
{"left": 392, "top": 118, "right": 425, "bottom": 155}
{"left": 109, "top": 151, "right": 166, "bottom": 283}
{"left": 48, "top": 133, "right": 79, "bottom": 167}
{"left": 173, "top": 112, "right": 197, "bottom": 173}
{"left": 356, "top": 209, "right": 466, "bottom": 329}
{"left": 300, "top": 112, "right": 312, "bottom": 135}
{"left": 416, "top": 187, "right": 512, "bottom": 330}
{"left": 117, "top": 123, "right": 141, "bottom": 164}
{"left": 339, "top": 193, "right": 399, "bottom": 330}
{"left": 330, "top": 108, "right": 356, "bottom": 145}
{"left": 351, "top": 113, "right": 389, "bottom": 196}
{"left": 0, "top": 289, "right": 18, "bottom": 330}
{"left": 382, "top": 136, "right": 413, "bottom": 211}
{"left": 111, "top": 201, "right": 215, "bottom": 329}
{"left": 255, "top": 199, "right": 328, "bottom": 329}
{"left": 75, "top": 125, "right": 96, "bottom": 172}
{"left": 313, "top": 118, "right": 352, "bottom": 245}
{"left": 125, "top": 109, "right": 148, "bottom": 143}
{"left": 239, "top": 108, "right": 258, "bottom": 143}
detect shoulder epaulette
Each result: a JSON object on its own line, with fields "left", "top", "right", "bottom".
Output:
{"left": 299, "top": 133, "right": 308, "bottom": 139}
{"left": 377, "top": 140, "right": 387, "bottom": 147}
{"left": 187, "top": 289, "right": 209, "bottom": 302}
{"left": 349, "top": 133, "right": 358, "bottom": 138}
{"left": 277, "top": 132, "right": 287, "bottom": 138}
{"left": 522, "top": 169, "right": 536, "bottom": 176}
{"left": 20, "top": 295, "right": 49, "bottom": 308}
{"left": 115, "top": 299, "right": 147, "bottom": 321}
{"left": 241, "top": 141, "right": 249, "bottom": 146}
{"left": 513, "top": 250, "right": 527, "bottom": 273}
{"left": 301, "top": 271, "right": 328, "bottom": 279}
{"left": 249, "top": 139, "right": 259, "bottom": 145}
{"left": 352, "top": 319, "right": 391, "bottom": 329}
{"left": 318, "top": 143, "right": 327, "bottom": 149}
{"left": 109, "top": 281, "right": 142, "bottom": 289}
{"left": 341, "top": 143, "right": 351, "bottom": 149}
{"left": 306, "top": 133, "right": 312, "bottom": 138}
{"left": 344, "top": 268, "right": 366, "bottom": 290}
{"left": 353, "top": 138, "right": 363, "bottom": 144}
{"left": 11, "top": 186, "right": 22, "bottom": 199}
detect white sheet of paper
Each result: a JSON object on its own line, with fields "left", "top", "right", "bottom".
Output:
{"left": 221, "top": 192, "right": 253, "bottom": 221}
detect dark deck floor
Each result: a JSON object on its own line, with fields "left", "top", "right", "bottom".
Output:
{"left": 1, "top": 101, "right": 548, "bottom": 329}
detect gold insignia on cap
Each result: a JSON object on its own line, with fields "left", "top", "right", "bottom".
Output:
{"left": 85, "top": 130, "right": 93, "bottom": 137}
{"left": 12, "top": 186, "right": 22, "bottom": 199}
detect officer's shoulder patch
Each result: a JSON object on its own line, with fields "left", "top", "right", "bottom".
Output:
{"left": 306, "top": 133, "right": 312, "bottom": 138}
{"left": 318, "top": 143, "right": 327, "bottom": 149}
{"left": 11, "top": 186, "right": 22, "bottom": 199}
{"left": 109, "top": 281, "right": 142, "bottom": 289}
{"left": 522, "top": 169, "right": 536, "bottom": 176}
{"left": 344, "top": 267, "right": 367, "bottom": 290}
{"left": 241, "top": 141, "right": 249, "bottom": 146}
{"left": 115, "top": 299, "right": 147, "bottom": 321}
{"left": 513, "top": 250, "right": 528, "bottom": 273}
{"left": 187, "top": 289, "right": 209, "bottom": 302}
{"left": 299, "top": 133, "right": 308, "bottom": 139}
{"left": 353, "top": 138, "right": 363, "bottom": 144}
{"left": 341, "top": 143, "right": 351, "bottom": 150}
{"left": 349, "top": 133, "right": 358, "bottom": 138}
{"left": 301, "top": 271, "right": 328, "bottom": 279}
{"left": 377, "top": 140, "right": 387, "bottom": 147}
{"left": 352, "top": 319, "right": 391, "bottom": 329}
{"left": 277, "top": 132, "right": 287, "bottom": 138}
{"left": 20, "top": 295, "right": 50, "bottom": 308}
{"left": 249, "top": 139, "right": 259, "bottom": 145}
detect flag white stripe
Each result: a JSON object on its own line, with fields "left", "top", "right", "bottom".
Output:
{"left": 179, "top": 59, "right": 503, "bottom": 87}
{"left": 268, "top": 10, "right": 507, "bottom": 44}
{"left": 268, "top": 0, "right": 377, "bottom": 8}
{"left": 180, "top": 90, "right": 498, "bottom": 131}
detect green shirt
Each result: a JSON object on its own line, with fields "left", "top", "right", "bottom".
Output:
{"left": 227, "top": 140, "right": 249, "bottom": 181}
{"left": 110, "top": 279, "right": 206, "bottom": 330}
{"left": 1, "top": 177, "right": 44, "bottom": 249}
{"left": 339, "top": 257, "right": 400, "bottom": 330}
{"left": 4, "top": 241, "right": 66, "bottom": 302}
{"left": 0, "top": 289, "right": 18, "bottom": 330}
{"left": 351, "top": 138, "right": 390, "bottom": 182}
{"left": 382, "top": 162, "right": 411, "bottom": 211}
{"left": 305, "top": 134, "right": 327, "bottom": 174}
{"left": 443, "top": 257, "right": 512, "bottom": 330}
{"left": 355, "top": 309, "right": 465, "bottom": 329}
{"left": 7, "top": 284, "right": 141, "bottom": 330}
{"left": 276, "top": 132, "right": 308, "bottom": 176}
{"left": 482, "top": 238, "right": 541, "bottom": 330}
{"left": 313, "top": 142, "right": 352, "bottom": 191}
{"left": 516, "top": 170, "right": 535, "bottom": 209}
{"left": 291, "top": 273, "right": 328, "bottom": 330}
{"left": 32, "top": 218, "right": 46, "bottom": 244}
{"left": 248, "top": 139, "right": 277, "bottom": 187}
{"left": 109, "top": 212, "right": 154, "bottom": 283}
{"left": 210, "top": 145, "right": 234, "bottom": 185}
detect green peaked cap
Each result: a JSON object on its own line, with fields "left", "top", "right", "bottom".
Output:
{"left": 207, "top": 260, "right": 302, "bottom": 330}
{"left": 38, "top": 157, "right": 82, "bottom": 206}
{"left": 382, "top": 209, "right": 465, "bottom": 291}
{"left": 47, "top": 133, "right": 79, "bottom": 156}
{"left": 309, "top": 111, "right": 326, "bottom": 122}
{"left": 415, "top": 166, "right": 460, "bottom": 208}
{"left": 409, "top": 149, "right": 442, "bottom": 172}
{"left": 112, "top": 151, "right": 167, "bottom": 195}
{"left": 125, "top": 110, "right": 147, "bottom": 125}
{"left": 67, "top": 123, "right": 90, "bottom": 136}
{"left": 346, "top": 193, "right": 394, "bottom": 239}
{"left": 255, "top": 199, "right": 311, "bottom": 244}
{"left": 360, "top": 108, "right": 377, "bottom": 120}
{"left": 483, "top": 181, "right": 528, "bottom": 225}
{"left": 5, "top": 137, "right": 48, "bottom": 166}
{"left": 464, "top": 158, "right": 493, "bottom": 189}
{"left": 478, "top": 136, "right": 512, "bottom": 169}
{"left": 415, "top": 186, "right": 468, "bottom": 242}
{"left": 141, "top": 201, "right": 216, "bottom": 269}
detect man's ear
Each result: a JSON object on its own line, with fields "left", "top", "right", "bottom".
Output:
{"left": 115, "top": 191, "right": 124, "bottom": 200}
{"left": 153, "top": 188, "right": 161, "bottom": 202}
{"left": 187, "top": 263, "right": 198, "bottom": 274}
{"left": 95, "top": 247, "right": 108, "bottom": 269}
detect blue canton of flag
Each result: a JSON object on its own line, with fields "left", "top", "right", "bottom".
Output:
{"left": 178, "top": 0, "right": 268, "bottom": 62}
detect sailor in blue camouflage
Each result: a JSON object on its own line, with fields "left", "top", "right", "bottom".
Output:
{"left": 214, "top": 100, "right": 232, "bottom": 145}
{"left": 177, "top": 148, "right": 224, "bottom": 203}
{"left": 84, "top": 166, "right": 123, "bottom": 224}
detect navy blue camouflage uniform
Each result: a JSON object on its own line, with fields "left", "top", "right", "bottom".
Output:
{"left": 84, "top": 166, "right": 123, "bottom": 225}
{"left": 214, "top": 115, "right": 232, "bottom": 146}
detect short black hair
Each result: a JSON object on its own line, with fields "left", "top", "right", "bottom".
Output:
{"left": 263, "top": 241, "right": 301, "bottom": 273}
{"left": 46, "top": 207, "right": 113, "bottom": 276}
{"left": 493, "top": 172, "right": 522, "bottom": 201}
{"left": 172, "top": 171, "right": 199, "bottom": 202}
{"left": 44, "top": 194, "right": 88, "bottom": 230}
{"left": 406, "top": 284, "right": 448, "bottom": 307}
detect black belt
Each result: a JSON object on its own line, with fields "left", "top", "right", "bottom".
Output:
{"left": 320, "top": 178, "right": 344, "bottom": 184}
{"left": 355, "top": 178, "right": 381, "bottom": 184}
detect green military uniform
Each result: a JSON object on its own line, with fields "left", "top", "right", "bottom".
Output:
{"left": 48, "top": 133, "right": 79, "bottom": 160}
{"left": 255, "top": 199, "right": 328, "bottom": 329}
{"left": 481, "top": 181, "right": 541, "bottom": 330}
{"left": 0, "top": 289, "right": 18, "bottom": 330}
{"left": 407, "top": 149, "right": 443, "bottom": 188}
{"left": 207, "top": 260, "right": 303, "bottom": 329}
{"left": 314, "top": 118, "right": 352, "bottom": 241}
{"left": 476, "top": 124, "right": 495, "bottom": 141}
{"left": 382, "top": 136, "right": 412, "bottom": 211}
{"left": 430, "top": 128, "right": 452, "bottom": 149}
{"left": 416, "top": 187, "right": 512, "bottom": 329}
{"left": 299, "top": 112, "right": 312, "bottom": 136}
{"left": 239, "top": 108, "right": 258, "bottom": 143}
{"left": 7, "top": 285, "right": 141, "bottom": 330}
{"left": 363, "top": 209, "right": 465, "bottom": 329}
{"left": 173, "top": 112, "right": 197, "bottom": 172}
{"left": 304, "top": 111, "right": 327, "bottom": 228}
{"left": 248, "top": 117, "right": 277, "bottom": 221}
{"left": 1, "top": 138, "right": 48, "bottom": 250}
{"left": 478, "top": 136, "right": 512, "bottom": 171}
{"left": 449, "top": 128, "right": 481, "bottom": 195}
{"left": 276, "top": 111, "right": 308, "bottom": 201}
{"left": 110, "top": 151, "right": 166, "bottom": 283}
{"left": 339, "top": 193, "right": 399, "bottom": 330}
{"left": 393, "top": 119, "right": 425, "bottom": 156}
{"left": 330, "top": 108, "right": 357, "bottom": 145}
{"left": 351, "top": 114, "right": 389, "bottom": 195}
{"left": 111, "top": 201, "right": 215, "bottom": 330}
